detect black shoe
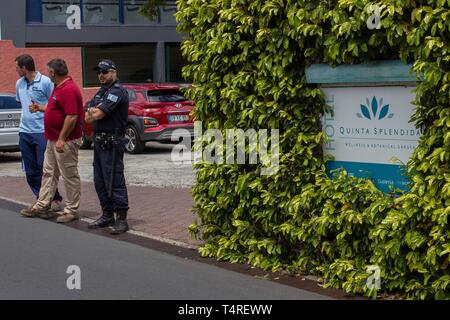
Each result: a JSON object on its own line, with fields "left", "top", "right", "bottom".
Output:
{"left": 110, "top": 211, "right": 129, "bottom": 235}
{"left": 88, "top": 213, "right": 115, "bottom": 229}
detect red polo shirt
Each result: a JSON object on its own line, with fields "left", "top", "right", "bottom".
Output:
{"left": 44, "top": 77, "right": 83, "bottom": 141}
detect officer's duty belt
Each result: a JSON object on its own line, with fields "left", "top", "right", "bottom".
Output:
{"left": 94, "top": 132, "right": 124, "bottom": 143}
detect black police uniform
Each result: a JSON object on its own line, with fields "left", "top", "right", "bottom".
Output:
{"left": 87, "top": 79, "right": 129, "bottom": 234}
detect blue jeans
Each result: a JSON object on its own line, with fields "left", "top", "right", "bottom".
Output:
{"left": 19, "top": 132, "right": 62, "bottom": 202}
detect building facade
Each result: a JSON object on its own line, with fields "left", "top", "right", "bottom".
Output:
{"left": 0, "top": 0, "right": 186, "bottom": 100}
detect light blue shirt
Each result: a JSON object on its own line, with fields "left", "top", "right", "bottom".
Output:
{"left": 16, "top": 72, "right": 54, "bottom": 134}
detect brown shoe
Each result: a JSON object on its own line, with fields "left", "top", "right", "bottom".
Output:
{"left": 50, "top": 200, "right": 64, "bottom": 212}
{"left": 20, "top": 206, "right": 50, "bottom": 218}
{"left": 56, "top": 212, "right": 79, "bottom": 223}
{"left": 38, "top": 211, "right": 58, "bottom": 220}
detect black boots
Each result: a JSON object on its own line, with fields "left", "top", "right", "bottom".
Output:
{"left": 88, "top": 211, "right": 129, "bottom": 234}
{"left": 110, "top": 211, "right": 129, "bottom": 235}
{"left": 88, "top": 212, "right": 115, "bottom": 229}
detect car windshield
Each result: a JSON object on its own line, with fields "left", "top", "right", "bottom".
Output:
{"left": 146, "top": 89, "right": 188, "bottom": 103}
{"left": 0, "top": 96, "right": 20, "bottom": 109}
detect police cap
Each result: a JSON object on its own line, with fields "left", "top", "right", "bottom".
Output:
{"left": 94, "top": 59, "right": 117, "bottom": 72}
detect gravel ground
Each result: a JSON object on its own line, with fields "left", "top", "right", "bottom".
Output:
{"left": 0, "top": 142, "right": 196, "bottom": 188}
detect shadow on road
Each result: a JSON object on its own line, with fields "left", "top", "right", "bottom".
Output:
{"left": 0, "top": 152, "right": 21, "bottom": 163}
{"left": 141, "top": 142, "right": 177, "bottom": 155}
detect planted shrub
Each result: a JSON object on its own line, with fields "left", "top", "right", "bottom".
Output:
{"left": 174, "top": 0, "right": 450, "bottom": 299}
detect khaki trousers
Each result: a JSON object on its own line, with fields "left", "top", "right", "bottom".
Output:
{"left": 34, "top": 138, "right": 81, "bottom": 215}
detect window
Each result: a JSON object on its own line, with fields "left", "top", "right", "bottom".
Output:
{"left": 126, "top": 89, "right": 137, "bottom": 101}
{"left": 42, "top": 0, "right": 81, "bottom": 24}
{"left": 159, "top": 0, "right": 177, "bottom": 25}
{"left": 0, "top": 96, "right": 21, "bottom": 110}
{"left": 124, "top": 0, "right": 157, "bottom": 25}
{"left": 146, "top": 90, "right": 187, "bottom": 102}
{"left": 83, "top": 0, "right": 119, "bottom": 24}
{"left": 135, "top": 91, "right": 147, "bottom": 101}
{"left": 83, "top": 44, "right": 155, "bottom": 87}
{"left": 30, "top": 0, "right": 176, "bottom": 25}
{"left": 165, "top": 43, "right": 187, "bottom": 83}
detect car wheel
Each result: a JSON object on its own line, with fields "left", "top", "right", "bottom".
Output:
{"left": 125, "top": 125, "right": 145, "bottom": 154}
{"left": 80, "top": 133, "right": 92, "bottom": 149}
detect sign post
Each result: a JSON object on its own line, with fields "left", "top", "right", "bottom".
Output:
{"left": 306, "top": 61, "right": 420, "bottom": 192}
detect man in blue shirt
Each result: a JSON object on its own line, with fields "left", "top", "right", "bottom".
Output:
{"left": 15, "top": 54, "right": 63, "bottom": 212}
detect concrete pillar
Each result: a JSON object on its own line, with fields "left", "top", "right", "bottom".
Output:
{"left": 153, "top": 41, "right": 166, "bottom": 83}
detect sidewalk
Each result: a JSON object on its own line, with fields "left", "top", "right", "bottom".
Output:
{"left": 0, "top": 176, "right": 202, "bottom": 247}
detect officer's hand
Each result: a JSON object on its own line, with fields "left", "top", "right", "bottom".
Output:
{"left": 56, "top": 139, "right": 65, "bottom": 153}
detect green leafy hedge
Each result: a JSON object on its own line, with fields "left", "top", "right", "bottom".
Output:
{"left": 175, "top": 0, "right": 450, "bottom": 299}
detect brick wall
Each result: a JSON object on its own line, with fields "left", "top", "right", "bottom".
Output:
{"left": 0, "top": 40, "right": 98, "bottom": 103}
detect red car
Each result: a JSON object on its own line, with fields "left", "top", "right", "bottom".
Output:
{"left": 81, "top": 83, "right": 195, "bottom": 154}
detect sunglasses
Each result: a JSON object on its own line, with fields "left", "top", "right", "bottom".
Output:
{"left": 96, "top": 69, "right": 110, "bottom": 75}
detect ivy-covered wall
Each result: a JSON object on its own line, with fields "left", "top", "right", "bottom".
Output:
{"left": 176, "top": 0, "right": 450, "bottom": 299}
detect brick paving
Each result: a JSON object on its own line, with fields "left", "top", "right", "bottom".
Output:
{"left": 0, "top": 176, "right": 202, "bottom": 247}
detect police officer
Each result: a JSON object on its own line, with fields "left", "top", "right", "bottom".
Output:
{"left": 85, "top": 59, "right": 129, "bottom": 234}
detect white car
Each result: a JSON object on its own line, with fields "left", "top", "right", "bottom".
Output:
{"left": 0, "top": 93, "right": 21, "bottom": 152}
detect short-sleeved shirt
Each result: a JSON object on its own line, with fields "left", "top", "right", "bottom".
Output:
{"left": 16, "top": 72, "right": 54, "bottom": 134}
{"left": 88, "top": 80, "right": 129, "bottom": 134}
{"left": 44, "top": 77, "right": 84, "bottom": 141}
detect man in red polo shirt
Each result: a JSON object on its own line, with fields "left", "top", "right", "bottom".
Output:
{"left": 21, "top": 58, "right": 83, "bottom": 223}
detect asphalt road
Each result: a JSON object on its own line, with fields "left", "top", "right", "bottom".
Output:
{"left": 0, "top": 205, "right": 331, "bottom": 300}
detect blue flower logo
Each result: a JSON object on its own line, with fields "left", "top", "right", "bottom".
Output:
{"left": 357, "top": 97, "right": 394, "bottom": 120}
